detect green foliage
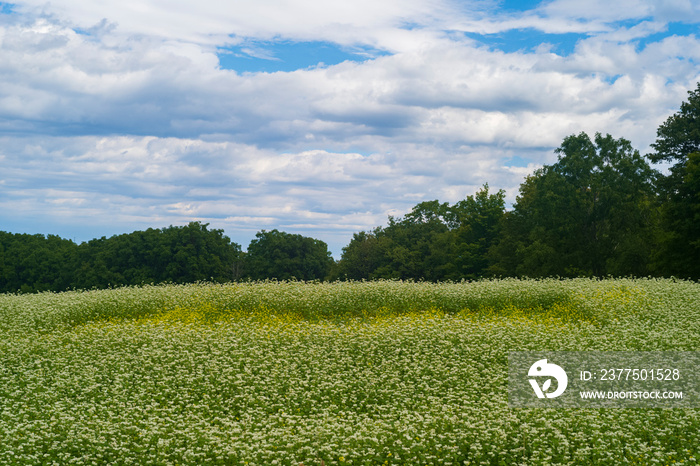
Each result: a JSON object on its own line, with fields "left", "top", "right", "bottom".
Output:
{"left": 450, "top": 183, "right": 506, "bottom": 279}
{"left": 335, "top": 185, "right": 505, "bottom": 281}
{"left": 649, "top": 83, "right": 700, "bottom": 278}
{"left": 334, "top": 84, "right": 699, "bottom": 280}
{"left": 650, "top": 83, "right": 700, "bottom": 166}
{"left": 375, "top": 212, "right": 453, "bottom": 280}
{"left": 331, "top": 230, "right": 388, "bottom": 280}
{"left": 0, "top": 222, "right": 241, "bottom": 293}
{"left": 243, "top": 229, "right": 334, "bottom": 280}
{"left": 0, "top": 232, "right": 77, "bottom": 293}
{"left": 490, "top": 132, "right": 659, "bottom": 277}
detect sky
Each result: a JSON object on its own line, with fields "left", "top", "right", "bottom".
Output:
{"left": 0, "top": 0, "right": 699, "bottom": 257}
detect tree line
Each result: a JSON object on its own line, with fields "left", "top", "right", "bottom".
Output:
{"left": 2, "top": 83, "right": 699, "bottom": 292}
{"left": 0, "top": 223, "right": 241, "bottom": 293}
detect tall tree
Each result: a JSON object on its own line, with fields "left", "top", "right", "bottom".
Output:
{"left": 0, "top": 232, "right": 77, "bottom": 293}
{"left": 0, "top": 223, "right": 242, "bottom": 292}
{"left": 377, "top": 211, "right": 454, "bottom": 280}
{"left": 335, "top": 185, "right": 505, "bottom": 281}
{"left": 490, "top": 132, "right": 659, "bottom": 277}
{"left": 332, "top": 230, "right": 389, "bottom": 280}
{"left": 649, "top": 83, "right": 700, "bottom": 278}
{"left": 161, "top": 222, "right": 241, "bottom": 283}
{"left": 450, "top": 184, "right": 505, "bottom": 279}
{"left": 74, "top": 222, "right": 241, "bottom": 288}
{"left": 244, "top": 229, "right": 334, "bottom": 281}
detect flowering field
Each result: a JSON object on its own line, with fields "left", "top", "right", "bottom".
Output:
{"left": 0, "top": 279, "right": 698, "bottom": 465}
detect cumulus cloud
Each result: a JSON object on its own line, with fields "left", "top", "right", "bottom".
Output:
{"left": 1, "top": 0, "right": 699, "bottom": 255}
{"left": 9, "top": 0, "right": 479, "bottom": 52}
{"left": 0, "top": 132, "right": 533, "bottom": 253}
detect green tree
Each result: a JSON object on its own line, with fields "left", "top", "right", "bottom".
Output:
{"left": 336, "top": 200, "right": 457, "bottom": 281}
{"left": 650, "top": 83, "right": 700, "bottom": 166}
{"left": 332, "top": 230, "right": 389, "bottom": 280}
{"left": 449, "top": 184, "right": 505, "bottom": 279}
{"left": 373, "top": 211, "right": 453, "bottom": 280}
{"left": 336, "top": 185, "right": 505, "bottom": 281}
{"left": 0, "top": 223, "right": 242, "bottom": 292}
{"left": 74, "top": 222, "right": 241, "bottom": 288}
{"left": 161, "top": 222, "right": 241, "bottom": 283}
{"left": 244, "top": 229, "right": 334, "bottom": 281}
{"left": 0, "top": 232, "right": 77, "bottom": 293}
{"left": 490, "top": 132, "right": 659, "bottom": 277}
{"left": 649, "top": 83, "right": 700, "bottom": 278}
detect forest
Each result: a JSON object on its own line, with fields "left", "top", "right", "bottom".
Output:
{"left": 1, "top": 83, "right": 699, "bottom": 293}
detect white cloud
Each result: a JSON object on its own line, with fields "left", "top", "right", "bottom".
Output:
{"left": 0, "top": 134, "right": 532, "bottom": 253}
{"left": 539, "top": 0, "right": 653, "bottom": 23}
{"left": 456, "top": 0, "right": 700, "bottom": 36}
{"left": 9, "top": 0, "right": 477, "bottom": 53}
{"left": 1, "top": 0, "right": 699, "bottom": 256}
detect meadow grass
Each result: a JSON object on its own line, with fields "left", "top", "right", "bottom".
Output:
{"left": 0, "top": 278, "right": 698, "bottom": 465}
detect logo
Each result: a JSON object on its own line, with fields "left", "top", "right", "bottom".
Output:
{"left": 528, "top": 359, "right": 568, "bottom": 398}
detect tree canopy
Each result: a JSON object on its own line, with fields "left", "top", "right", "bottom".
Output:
{"left": 490, "top": 132, "right": 659, "bottom": 277}
{"left": 649, "top": 83, "right": 700, "bottom": 278}
{"left": 333, "top": 185, "right": 505, "bottom": 281}
{"left": 243, "top": 229, "right": 334, "bottom": 281}
{"left": 0, "top": 222, "right": 242, "bottom": 293}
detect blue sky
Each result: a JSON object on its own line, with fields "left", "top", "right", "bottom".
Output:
{"left": 0, "top": 0, "right": 699, "bottom": 257}
{"left": 217, "top": 41, "right": 389, "bottom": 73}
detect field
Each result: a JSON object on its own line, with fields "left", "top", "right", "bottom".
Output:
{"left": 0, "top": 279, "right": 699, "bottom": 465}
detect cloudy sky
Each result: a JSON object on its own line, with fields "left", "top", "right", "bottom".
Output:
{"left": 1, "top": 0, "right": 699, "bottom": 256}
